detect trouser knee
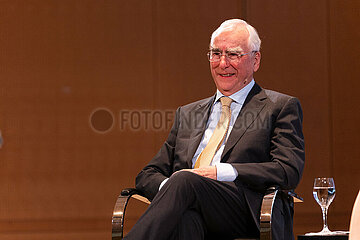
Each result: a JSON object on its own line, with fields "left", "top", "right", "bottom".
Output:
{"left": 167, "top": 171, "right": 202, "bottom": 189}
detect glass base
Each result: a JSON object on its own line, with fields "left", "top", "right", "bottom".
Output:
{"left": 305, "top": 230, "right": 349, "bottom": 236}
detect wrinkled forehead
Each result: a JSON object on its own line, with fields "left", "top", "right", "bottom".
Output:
{"left": 211, "top": 28, "right": 250, "bottom": 51}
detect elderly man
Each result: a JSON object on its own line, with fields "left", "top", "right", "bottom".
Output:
{"left": 124, "top": 19, "right": 305, "bottom": 240}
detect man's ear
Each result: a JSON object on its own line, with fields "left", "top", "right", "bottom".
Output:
{"left": 253, "top": 51, "right": 261, "bottom": 72}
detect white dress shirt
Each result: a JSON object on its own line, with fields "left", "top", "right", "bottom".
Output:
{"left": 159, "top": 80, "right": 255, "bottom": 190}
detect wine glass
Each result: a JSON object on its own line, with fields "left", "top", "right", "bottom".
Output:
{"left": 312, "top": 177, "right": 336, "bottom": 235}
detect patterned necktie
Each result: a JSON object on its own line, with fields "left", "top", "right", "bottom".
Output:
{"left": 194, "top": 97, "right": 233, "bottom": 168}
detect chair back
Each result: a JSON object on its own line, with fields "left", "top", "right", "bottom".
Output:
{"left": 349, "top": 190, "right": 360, "bottom": 240}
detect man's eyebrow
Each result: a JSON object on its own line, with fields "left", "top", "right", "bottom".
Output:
{"left": 226, "top": 47, "right": 244, "bottom": 52}
{"left": 209, "top": 47, "right": 244, "bottom": 52}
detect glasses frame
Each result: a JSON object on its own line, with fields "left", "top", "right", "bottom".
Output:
{"left": 207, "top": 50, "right": 257, "bottom": 63}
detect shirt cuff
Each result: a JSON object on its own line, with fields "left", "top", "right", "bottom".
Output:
{"left": 159, "top": 178, "right": 169, "bottom": 191}
{"left": 215, "top": 163, "right": 238, "bottom": 181}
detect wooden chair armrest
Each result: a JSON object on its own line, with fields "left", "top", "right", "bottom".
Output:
{"left": 285, "top": 190, "right": 303, "bottom": 203}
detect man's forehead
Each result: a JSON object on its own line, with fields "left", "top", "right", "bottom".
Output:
{"left": 211, "top": 29, "right": 249, "bottom": 49}
{"left": 218, "top": 27, "right": 248, "bottom": 36}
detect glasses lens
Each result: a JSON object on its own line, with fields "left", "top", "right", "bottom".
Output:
{"left": 227, "top": 52, "right": 240, "bottom": 60}
{"left": 208, "top": 50, "right": 249, "bottom": 62}
{"left": 208, "top": 51, "right": 221, "bottom": 62}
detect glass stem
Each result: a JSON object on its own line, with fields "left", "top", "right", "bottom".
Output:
{"left": 321, "top": 206, "right": 329, "bottom": 231}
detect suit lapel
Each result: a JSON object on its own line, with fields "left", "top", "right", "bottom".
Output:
{"left": 221, "top": 83, "right": 267, "bottom": 159}
{"left": 186, "top": 95, "right": 215, "bottom": 167}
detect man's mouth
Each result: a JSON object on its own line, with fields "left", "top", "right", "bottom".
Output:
{"left": 219, "top": 73, "right": 235, "bottom": 77}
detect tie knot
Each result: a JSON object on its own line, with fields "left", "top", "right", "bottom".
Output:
{"left": 220, "top": 97, "right": 232, "bottom": 107}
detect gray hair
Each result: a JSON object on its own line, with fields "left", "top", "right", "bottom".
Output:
{"left": 210, "top": 19, "right": 261, "bottom": 52}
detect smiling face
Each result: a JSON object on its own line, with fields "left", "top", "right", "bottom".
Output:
{"left": 210, "top": 28, "right": 261, "bottom": 96}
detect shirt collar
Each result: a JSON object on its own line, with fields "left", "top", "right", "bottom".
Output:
{"left": 214, "top": 79, "right": 255, "bottom": 105}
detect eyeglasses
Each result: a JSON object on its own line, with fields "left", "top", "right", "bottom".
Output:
{"left": 207, "top": 50, "right": 257, "bottom": 62}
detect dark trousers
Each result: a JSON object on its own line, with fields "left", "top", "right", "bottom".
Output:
{"left": 124, "top": 171, "right": 259, "bottom": 240}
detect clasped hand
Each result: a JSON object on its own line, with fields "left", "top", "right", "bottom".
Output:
{"left": 178, "top": 166, "right": 217, "bottom": 180}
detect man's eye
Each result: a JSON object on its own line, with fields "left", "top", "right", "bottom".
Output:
{"left": 212, "top": 52, "right": 221, "bottom": 56}
{"left": 228, "top": 52, "right": 239, "bottom": 57}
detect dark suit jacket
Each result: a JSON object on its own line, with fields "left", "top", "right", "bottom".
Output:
{"left": 135, "top": 83, "right": 305, "bottom": 230}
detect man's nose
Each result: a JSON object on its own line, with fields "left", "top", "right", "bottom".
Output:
{"left": 219, "top": 55, "right": 230, "bottom": 68}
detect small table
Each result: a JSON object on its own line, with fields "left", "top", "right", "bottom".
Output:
{"left": 298, "top": 235, "right": 348, "bottom": 240}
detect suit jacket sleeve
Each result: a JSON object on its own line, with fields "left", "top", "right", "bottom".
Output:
{"left": 232, "top": 96, "right": 305, "bottom": 191}
{"left": 135, "top": 107, "right": 181, "bottom": 200}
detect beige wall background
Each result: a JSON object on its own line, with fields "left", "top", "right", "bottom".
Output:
{"left": 0, "top": 0, "right": 359, "bottom": 239}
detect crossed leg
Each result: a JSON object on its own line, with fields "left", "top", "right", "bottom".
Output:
{"left": 124, "top": 171, "right": 258, "bottom": 240}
